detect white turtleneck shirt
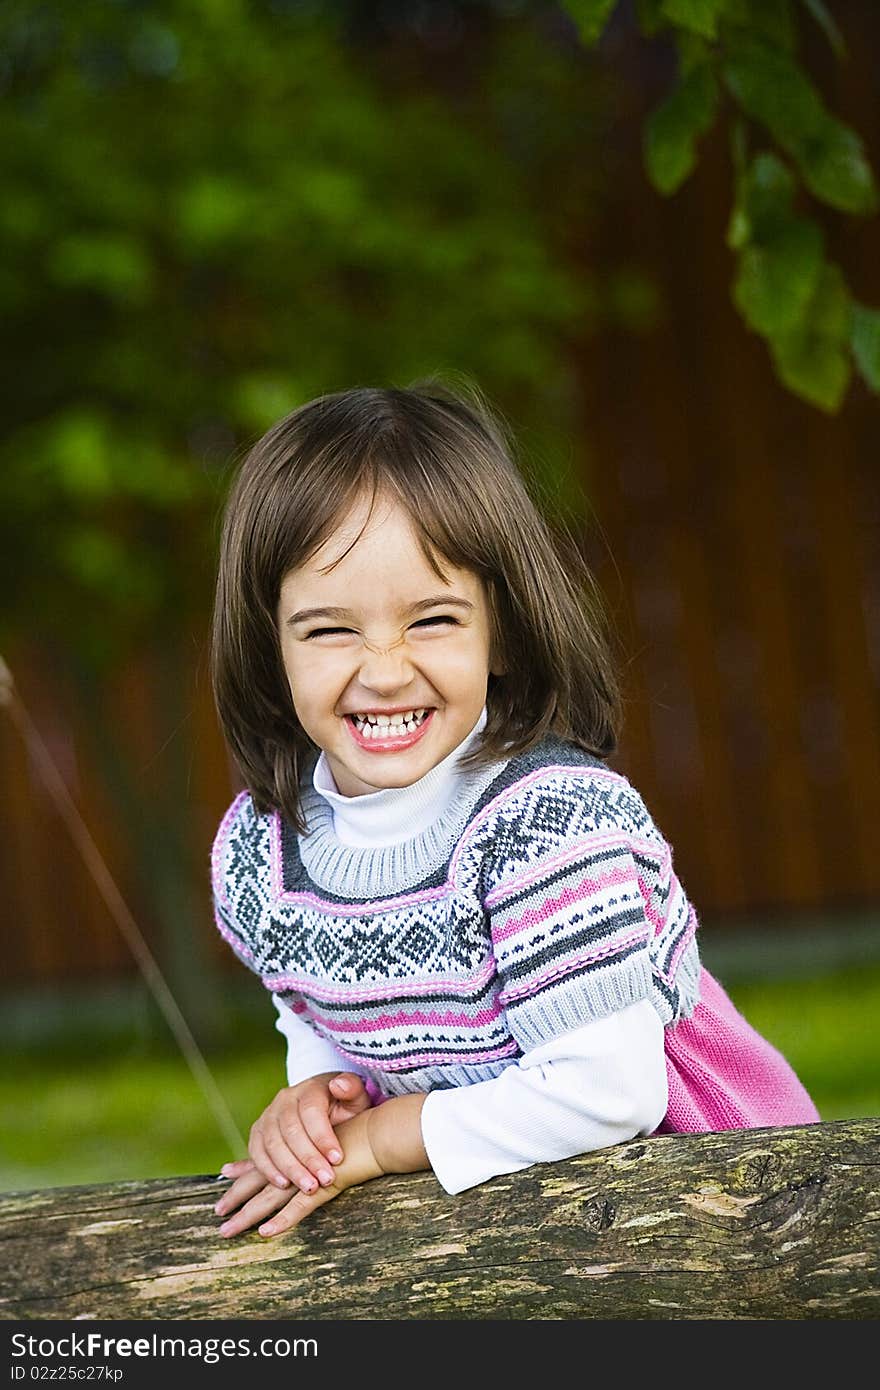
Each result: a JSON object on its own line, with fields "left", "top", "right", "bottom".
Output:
{"left": 272, "top": 705, "right": 667, "bottom": 1194}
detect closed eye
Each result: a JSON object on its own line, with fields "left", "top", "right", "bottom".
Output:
{"left": 305, "top": 616, "right": 458, "bottom": 639}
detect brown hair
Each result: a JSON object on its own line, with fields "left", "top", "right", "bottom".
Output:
{"left": 211, "top": 377, "right": 620, "bottom": 833}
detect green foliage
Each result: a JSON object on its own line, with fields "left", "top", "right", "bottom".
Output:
{"left": 770, "top": 262, "right": 851, "bottom": 411}
{"left": 723, "top": 36, "right": 876, "bottom": 214}
{"left": 727, "top": 147, "right": 861, "bottom": 410}
{"left": 0, "top": 1, "right": 615, "bottom": 662}
{"left": 644, "top": 59, "right": 719, "bottom": 194}
{"left": 563, "top": 0, "right": 880, "bottom": 411}
{"left": 730, "top": 154, "right": 824, "bottom": 336}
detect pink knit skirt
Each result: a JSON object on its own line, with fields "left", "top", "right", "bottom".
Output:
{"left": 658, "top": 966, "right": 820, "bottom": 1133}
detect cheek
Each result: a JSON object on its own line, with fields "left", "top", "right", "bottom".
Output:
{"left": 282, "top": 651, "right": 348, "bottom": 710}
{"left": 279, "top": 649, "right": 317, "bottom": 707}
{"left": 432, "top": 645, "right": 490, "bottom": 687}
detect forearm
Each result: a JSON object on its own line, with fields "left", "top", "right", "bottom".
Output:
{"left": 420, "top": 1003, "right": 668, "bottom": 1194}
{"left": 365, "top": 1092, "right": 430, "bottom": 1175}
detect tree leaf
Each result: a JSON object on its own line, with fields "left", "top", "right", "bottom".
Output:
{"left": 770, "top": 262, "right": 852, "bottom": 412}
{"left": 660, "top": 0, "right": 727, "bottom": 41}
{"left": 801, "top": 119, "right": 879, "bottom": 215}
{"left": 730, "top": 152, "right": 825, "bottom": 335}
{"left": 739, "top": 151, "right": 799, "bottom": 243}
{"left": 723, "top": 38, "right": 878, "bottom": 214}
{"left": 770, "top": 334, "right": 849, "bottom": 411}
{"left": 562, "top": 0, "right": 619, "bottom": 45}
{"left": 733, "top": 218, "right": 823, "bottom": 336}
{"left": 849, "top": 302, "right": 880, "bottom": 392}
{"left": 723, "top": 38, "right": 826, "bottom": 151}
{"left": 644, "top": 62, "right": 719, "bottom": 194}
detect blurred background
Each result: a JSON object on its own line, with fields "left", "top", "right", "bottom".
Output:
{"left": 1, "top": 0, "right": 878, "bottom": 1193}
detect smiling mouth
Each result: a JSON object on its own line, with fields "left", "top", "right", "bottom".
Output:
{"left": 344, "top": 708, "right": 435, "bottom": 748}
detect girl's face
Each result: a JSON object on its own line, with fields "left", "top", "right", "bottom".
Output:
{"left": 277, "top": 491, "right": 500, "bottom": 797}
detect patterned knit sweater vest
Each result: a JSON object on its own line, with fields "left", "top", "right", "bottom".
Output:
{"left": 212, "top": 731, "right": 819, "bottom": 1129}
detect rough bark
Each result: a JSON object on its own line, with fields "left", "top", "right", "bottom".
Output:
{"left": 2, "top": 1119, "right": 878, "bottom": 1320}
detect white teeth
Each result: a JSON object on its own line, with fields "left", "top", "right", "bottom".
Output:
{"left": 351, "top": 708, "right": 429, "bottom": 738}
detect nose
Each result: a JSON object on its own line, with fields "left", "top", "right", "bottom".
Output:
{"left": 356, "top": 636, "right": 416, "bottom": 693}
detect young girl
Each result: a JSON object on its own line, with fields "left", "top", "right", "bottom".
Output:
{"left": 210, "top": 381, "right": 819, "bottom": 1240}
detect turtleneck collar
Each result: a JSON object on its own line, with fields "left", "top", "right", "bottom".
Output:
{"left": 311, "top": 705, "right": 489, "bottom": 848}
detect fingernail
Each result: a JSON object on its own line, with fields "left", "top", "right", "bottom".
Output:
{"left": 328, "top": 1149, "right": 342, "bottom": 1165}
{"left": 318, "top": 1168, "right": 333, "bottom": 1185}
{"left": 214, "top": 1201, "right": 226, "bottom": 1215}
{"left": 219, "top": 1221, "right": 233, "bottom": 1235}
{"left": 274, "top": 1175, "right": 289, "bottom": 1188}
{"left": 300, "top": 1179, "right": 316, "bottom": 1193}
{"left": 259, "top": 1224, "right": 276, "bottom": 1236}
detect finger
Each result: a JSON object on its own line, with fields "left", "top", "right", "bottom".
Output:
{"left": 298, "top": 1098, "right": 348, "bottom": 1168}
{"left": 248, "top": 1127, "right": 294, "bottom": 1192}
{"left": 218, "top": 1182, "right": 299, "bottom": 1238}
{"left": 218, "top": 1158, "right": 254, "bottom": 1178}
{"left": 267, "top": 1119, "right": 336, "bottom": 1190}
{"left": 328, "top": 1073, "right": 366, "bottom": 1097}
{"left": 257, "top": 1183, "right": 337, "bottom": 1238}
{"left": 214, "top": 1167, "right": 270, "bottom": 1218}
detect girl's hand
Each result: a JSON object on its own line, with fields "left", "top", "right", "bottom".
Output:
{"left": 214, "top": 1110, "right": 382, "bottom": 1239}
{"left": 221, "top": 1071, "right": 371, "bottom": 1196}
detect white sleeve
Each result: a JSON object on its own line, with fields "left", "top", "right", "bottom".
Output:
{"left": 419, "top": 999, "right": 668, "bottom": 1195}
{"left": 271, "top": 995, "right": 371, "bottom": 1087}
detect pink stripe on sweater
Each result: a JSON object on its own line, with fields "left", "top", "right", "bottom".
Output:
{"left": 490, "top": 866, "right": 639, "bottom": 943}
{"left": 484, "top": 831, "right": 671, "bottom": 909}
{"left": 305, "top": 1003, "right": 503, "bottom": 1034}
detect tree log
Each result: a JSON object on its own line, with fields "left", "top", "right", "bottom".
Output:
{"left": 1, "top": 1119, "right": 878, "bottom": 1320}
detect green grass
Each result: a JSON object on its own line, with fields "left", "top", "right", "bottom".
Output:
{"left": 0, "top": 1045, "right": 283, "bottom": 1193}
{"left": 1, "top": 964, "right": 878, "bottom": 1194}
